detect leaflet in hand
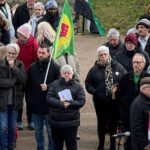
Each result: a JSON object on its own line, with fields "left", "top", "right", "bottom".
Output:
{"left": 58, "top": 89, "right": 73, "bottom": 101}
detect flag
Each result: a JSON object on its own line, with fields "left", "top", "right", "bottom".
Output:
{"left": 88, "top": 0, "right": 106, "bottom": 36}
{"left": 52, "top": 0, "right": 75, "bottom": 59}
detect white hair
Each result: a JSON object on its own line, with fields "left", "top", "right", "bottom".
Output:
{"left": 6, "top": 43, "right": 20, "bottom": 54}
{"left": 133, "top": 53, "right": 146, "bottom": 63}
{"left": 97, "top": 45, "right": 109, "bottom": 55}
{"left": 61, "top": 65, "right": 74, "bottom": 74}
{"left": 34, "top": 2, "right": 44, "bottom": 9}
{"left": 107, "top": 28, "right": 120, "bottom": 38}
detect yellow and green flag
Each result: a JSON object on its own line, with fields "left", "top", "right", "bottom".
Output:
{"left": 52, "top": 0, "right": 75, "bottom": 59}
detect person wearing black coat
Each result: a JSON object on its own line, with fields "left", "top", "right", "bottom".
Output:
{"left": 119, "top": 53, "right": 150, "bottom": 150}
{"left": 47, "top": 64, "right": 85, "bottom": 150}
{"left": 0, "top": 43, "right": 27, "bottom": 150}
{"left": 116, "top": 32, "right": 150, "bottom": 72}
{"left": 104, "top": 28, "right": 124, "bottom": 57}
{"left": 37, "top": 0, "right": 60, "bottom": 31}
{"left": 0, "top": 13, "right": 10, "bottom": 45}
{"left": 13, "top": 0, "right": 36, "bottom": 35}
{"left": 130, "top": 77, "right": 150, "bottom": 150}
{"left": 85, "top": 45, "right": 126, "bottom": 150}
{"left": 26, "top": 44, "right": 60, "bottom": 150}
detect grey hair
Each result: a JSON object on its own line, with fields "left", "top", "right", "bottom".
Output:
{"left": 140, "top": 84, "right": 150, "bottom": 92}
{"left": 97, "top": 45, "right": 109, "bottom": 55}
{"left": 6, "top": 43, "right": 20, "bottom": 54}
{"left": 61, "top": 65, "right": 74, "bottom": 74}
{"left": 133, "top": 53, "right": 146, "bottom": 63}
{"left": 107, "top": 28, "right": 120, "bottom": 38}
{"left": 34, "top": 2, "right": 44, "bottom": 10}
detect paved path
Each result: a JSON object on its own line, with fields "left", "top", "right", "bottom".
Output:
{"left": 16, "top": 34, "right": 124, "bottom": 150}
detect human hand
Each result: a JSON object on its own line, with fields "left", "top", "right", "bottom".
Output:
{"left": 64, "top": 102, "right": 70, "bottom": 108}
{"left": 144, "top": 145, "right": 150, "bottom": 150}
{"left": 7, "top": 58, "right": 14, "bottom": 68}
{"left": 40, "top": 84, "right": 47, "bottom": 91}
{"left": 112, "top": 84, "right": 117, "bottom": 93}
{"left": 61, "top": 96, "right": 66, "bottom": 102}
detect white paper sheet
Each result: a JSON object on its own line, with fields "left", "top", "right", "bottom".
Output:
{"left": 58, "top": 89, "right": 73, "bottom": 101}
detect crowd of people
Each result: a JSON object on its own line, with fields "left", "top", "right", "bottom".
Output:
{"left": 0, "top": 0, "right": 150, "bottom": 150}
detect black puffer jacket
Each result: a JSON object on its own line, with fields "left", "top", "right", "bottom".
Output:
{"left": 116, "top": 46, "right": 150, "bottom": 72}
{"left": 26, "top": 58, "right": 60, "bottom": 115}
{"left": 38, "top": 11, "right": 60, "bottom": 31}
{"left": 119, "top": 71, "right": 150, "bottom": 131}
{"left": 130, "top": 92, "right": 150, "bottom": 150}
{"left": 0, "top": 58, "right": 27, "bottom": 111}
{"left": 47, "top": 78, "right": 86, "bottom": 128}
{"left": 104, "top": 40, "right": 124, "bottom": 57}
{"left": 85, "top": 57, "right": 126, "bottom": 101}
{"left": 13, "top": 3, "right": 30, "bottom": 33}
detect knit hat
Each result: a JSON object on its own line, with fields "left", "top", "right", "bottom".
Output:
{"left": 125, "top": 33, "right": 137, "bottom": 46}
{"left": 17, "top": 23, "right": 32, "bottom": 38}
{"left": 45, "top": 0, "right": 57, "bottom": 10}
{"left": 140, "top": 77, "right": 150, "bottom": 86}
{"left": 136, "top": 19, "right": 150, "bottom": 29}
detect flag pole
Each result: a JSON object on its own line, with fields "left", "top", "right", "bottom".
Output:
{"left": 44, "top": 47, "right": 54, "bottom": 84}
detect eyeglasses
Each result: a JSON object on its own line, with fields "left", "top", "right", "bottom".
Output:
{"left": 7, "top": 52, "right": 17, "bottom": 56}
{"left": 132, "top": 61, "right": 144, "bottom": 64}
{"left": 143, "top": 86, "right": 150, "bottom": 89}
{"left": 99, "top": 53, "right": 108, "bottom": 57}
{"left": 62, "top": 72, "right": 72, "bottom": 75}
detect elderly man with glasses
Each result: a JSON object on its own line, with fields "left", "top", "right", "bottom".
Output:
{"left": 119, "top": 53, "right": 150, "bottom": 150}
{"left": 0, "top": 43, "right": 27, "bottom": 150}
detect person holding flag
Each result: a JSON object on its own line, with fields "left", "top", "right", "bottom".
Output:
{"left": 26, "top": 40, "right": 60, "bottom": 150}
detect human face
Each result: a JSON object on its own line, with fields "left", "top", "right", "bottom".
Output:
{"left": 98, "top": 51, "right": 110, "bottom": 63}
{"left": 37, "top": 47, "right": 50, "bottom": 62}
{"left": 132, "top": 55, "right": 145, "bottom": 74}
{"left": 61, "top": 70, "right": 73, "bottom": 82}
{"left": 17, "top": 33, "right": 29, "bottom": 44}
{"left": 0, "top": 0, "right": 5, "bottom": 4}
{"left": 34, "top": 5, "right": 44, "bottom": 18}
{"left": 125, "top": 42, "right": 136, "bottom": 51}
{"left": 108, "top": 37, "right": 119, "bottom": 47}
{"left": 6, "top": 47, "right": 18, "bottom": 61}
{"left": 47, "top": 7, "right": 57, "bottom": 16}
{"left": 142, "top": 84, "right": 150, "bottom": 97}
{"left": 137, "top": 25, "right": 149, "bottom": 39}
{"left": 27, "top": 0, "right": 36, "bottom": 8}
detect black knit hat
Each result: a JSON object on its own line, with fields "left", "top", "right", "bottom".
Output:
{"left": 136, "top": 19, "right": 150, "bottom": 29}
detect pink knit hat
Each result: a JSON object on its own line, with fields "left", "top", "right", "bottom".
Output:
{"left": 17, "top": 23, "right": 32, "bottom": 38}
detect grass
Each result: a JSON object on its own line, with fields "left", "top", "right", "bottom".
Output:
{"left": 90, "top": 0, "right": 150, "bottom": 34}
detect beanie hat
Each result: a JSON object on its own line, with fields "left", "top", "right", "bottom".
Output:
{"left": 125, "top": 33, "right": 137, "bottom": 46}
{"left": 140, "top": 77, "right": 150, "bottom": 86}
{"left": 45, "top": 0, "right": 57, "bottom": 10}
{"left": 136, "top": 19, "right": 150, "bottom": 29}
{"left": 17, "top": 23, "right": 32, "bottom": 38}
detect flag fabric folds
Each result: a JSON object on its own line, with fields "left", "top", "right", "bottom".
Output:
{"left": 88, "top": 0, "right": 106, "bottom": 36}
{"left": 52, "top": 0, "right": 75, "bottom": 59}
